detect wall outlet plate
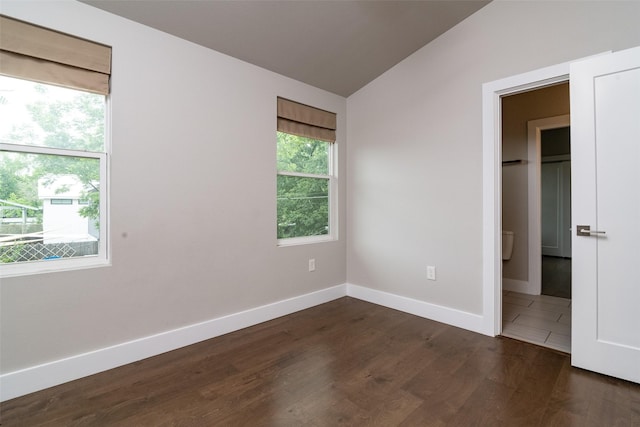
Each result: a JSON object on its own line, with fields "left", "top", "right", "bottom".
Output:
{"left": 309, "top": 258, "right": 316, "bottom": 272}
{"left": 427, "top": 266, "right": 436, "bottom": 280}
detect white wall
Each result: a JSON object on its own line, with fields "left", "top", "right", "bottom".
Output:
{"left": 347, "top": 1, "right": 640, "bottom": 315}
{"left": 0, "top": 1, "right": 346, "bottom": 375}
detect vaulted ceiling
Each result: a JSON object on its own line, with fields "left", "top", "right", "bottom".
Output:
{"left": 81, "top": 1, "right": 490, "bottom": 97}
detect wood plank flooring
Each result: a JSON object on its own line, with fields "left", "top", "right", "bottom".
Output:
{"left": 2, "top": 297, "right": 639, "bottom": 426}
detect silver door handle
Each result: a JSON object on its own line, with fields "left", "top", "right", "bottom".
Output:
{"left": 577, "top": 225, "right": 606, "bottom": 236}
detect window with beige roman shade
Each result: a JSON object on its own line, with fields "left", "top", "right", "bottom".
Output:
{"left": 0, "top": 15, "right": 111, "bottom": 95}
{"left": 276, "top": 98, "right": 337, "bottom": 243}
{"left": 0, "top": 15, "right": 111, "bottom": 276}
{"left": 277, "top": 97, "right": 336, "bottom": 143}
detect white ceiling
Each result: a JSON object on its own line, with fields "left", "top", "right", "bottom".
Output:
{"left": 81, "top": 0, "right": 490, "bottom": 97}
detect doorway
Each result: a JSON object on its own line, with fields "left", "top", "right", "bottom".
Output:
{"left": 540, "top": 126, "right": 571, "bottom": 299}
{"left": 500, "top": 83, "right": 572, "bottom": 353}
{"left": 483, "top": 47, "right": 640, "bottom": 383}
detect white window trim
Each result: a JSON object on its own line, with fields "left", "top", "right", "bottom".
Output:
{"left": 277, "top": 170, "right": 330, "bottom": 180}
{"left": 277, "top": 140, "right": 337, "bottom": 246}
{"left": 0, "top": 101, "right": 110, "bottom": 278}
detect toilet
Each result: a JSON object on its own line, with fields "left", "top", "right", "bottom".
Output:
{"left": 502, "top": 231, "right": 514, "bottom": 261}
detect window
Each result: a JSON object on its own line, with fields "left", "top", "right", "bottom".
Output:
{"left": 0, "top": 16, "right": 111, "bottom": 276}
{"left": 50, "top": 199, "right": 74, "bottom": 205}
{"left": 276, "top": 98, "right": 336, "bottom": 244}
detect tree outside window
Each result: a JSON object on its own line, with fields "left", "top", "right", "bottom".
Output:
{"left": 0, "top": 76, "right": 106, "bottom": 265}
{"left": 277, "top": 131, "right": 332, "bottom": 240}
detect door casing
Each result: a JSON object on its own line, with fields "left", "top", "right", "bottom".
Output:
{"left": 481, "top": 53, "right": 608, "bottom": 336}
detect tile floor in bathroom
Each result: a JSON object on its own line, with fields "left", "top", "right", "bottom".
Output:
{"left": 502, "top": 290, "right": 571, "bottom": 353}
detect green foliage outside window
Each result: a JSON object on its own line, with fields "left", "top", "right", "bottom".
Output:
{"left": 0, "top": 77, "right": 104, "bottom": 264}
{"left": 277, "top": 132, "right": 331, "bottom": 239}
{"left": 0, "top": 78, "right": 103, "bottom": 224}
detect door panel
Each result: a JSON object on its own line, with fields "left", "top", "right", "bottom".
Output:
{"left": 541, "top": 161, "right": 571, "bottom": 258}
{"left": 571, "top": 46, "right": 640, "bottom": 383}
{"left": 594, "top": 67, "right": 640, "bottom": 348}
{"left": 541, "top": 162, "right": 563, "bottom": 256}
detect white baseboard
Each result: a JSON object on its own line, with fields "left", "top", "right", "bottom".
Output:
{"left": 2, "top": 282, "right": 492, "bottom": 402}
{"left": 346, "top": 283, "right": 486, "bottom": 335}
{"left": 0, "top": 284, "right": 346, "bottom": 402}
{"left": 503, "top": 278, "right": 538, "bottom": 295}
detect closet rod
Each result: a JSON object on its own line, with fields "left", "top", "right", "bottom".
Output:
{"left": 502, "top": 159, "right": 525, "bottom": 165}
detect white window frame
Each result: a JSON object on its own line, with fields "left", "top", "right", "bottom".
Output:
{"left": 277, "top": 138, "right": 337, "bottom": 246}
{"left": 0, "top": 105, "right": 110, "bottom": 278}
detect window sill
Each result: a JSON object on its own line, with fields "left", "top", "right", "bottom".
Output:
{"left": 277, "top": 235, "right": 336, "bottom": 247}
{"left": 0, "top": 257, "right": 110, "bottom": 278}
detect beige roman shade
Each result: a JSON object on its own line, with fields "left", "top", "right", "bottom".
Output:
{"left": 0, "top": 15, "right": 111, "bottom": 95}
{"left": 277, "top": 97, "right": 337, "bottom": 143}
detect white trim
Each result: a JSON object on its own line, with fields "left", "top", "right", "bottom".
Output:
{"left": 276, "top": 234, "right": 335, "bottom": 247}
{"left": 482, "top": 53, "right": 609, "bottom": 337}
{"left": 277, "top": 171, "right": 330, "bottom": 180}
{"left": 0, "top": 281, "right": 513, "bottom": 401}
{"left": 0, "top": 282, "right": 492, "bottom": 401}
{"left": 527, "top": 115, "right": 571, "bottom": 296}
{"left": 0, "top": 257, "right": 111, "bottom": 278}
{"left": 0, "top": 143, "right": 103, "bottom": 158}
{"left": 483, "top": 61, "right": 573, "bottom": 337}
{"left": 346, "top": 284, "right": 487, "bottom": 335}
{"left": 0, "top": 284, "right": 346, "bottom": 401}
{"left": 502, "top": 278, "right": 532, "bottom": 294}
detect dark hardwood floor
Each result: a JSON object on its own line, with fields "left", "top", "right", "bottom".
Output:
{"left": 2, "top": 297, "right": 639, "bottom": 426}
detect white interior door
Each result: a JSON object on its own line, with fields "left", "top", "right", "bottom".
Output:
{"left": 571, "top": 46, "right": 640, "bottom": 383}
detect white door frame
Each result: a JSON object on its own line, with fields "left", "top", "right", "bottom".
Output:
{"left": 482, "top": 63, "right": 573, "bottom": 336}
{"left": 527, "top": 115, "right": 571, "bottom": 295}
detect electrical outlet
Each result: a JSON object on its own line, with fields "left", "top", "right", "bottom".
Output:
{"left": 309, "top": 258, "right": 316, "bottom": 272}
{"left": 427, "top": 266, "right": 436, "bottom": 281}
